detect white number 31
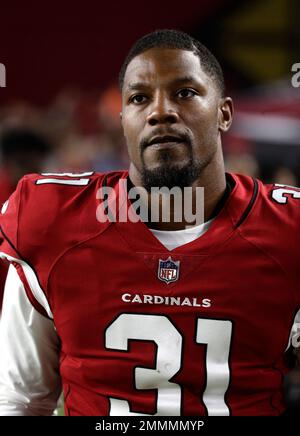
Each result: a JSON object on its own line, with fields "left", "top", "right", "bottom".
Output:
{"left": 105, "top": 314, "right": 232, "bottom": 416}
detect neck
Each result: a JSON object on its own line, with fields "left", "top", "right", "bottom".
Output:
{"left": 128, "top": 148, "right": 227, "bottom": 231}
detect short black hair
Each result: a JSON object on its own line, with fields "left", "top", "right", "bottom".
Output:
{"left": 119, "top": 29, "right": 225, "bottom": 96}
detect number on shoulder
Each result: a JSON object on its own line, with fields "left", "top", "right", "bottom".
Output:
{"left": 36, "top": 172, "right": 94, "bottom": 186}
{"left": 271, "top": 184, "right": 300, "bottom": 204}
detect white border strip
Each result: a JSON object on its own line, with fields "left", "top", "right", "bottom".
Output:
{"left": 41, "top": 172, "right": 94, "bottom": 177}
{"left": 36, "top": 178, "right": 89, "bottom": 186}
{"left": 0, "top": 252, "right": 53, "bottom": 319}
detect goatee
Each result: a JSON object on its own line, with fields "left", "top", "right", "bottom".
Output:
{"left": 141, "top": 158, "right": 202, "bottom": 191}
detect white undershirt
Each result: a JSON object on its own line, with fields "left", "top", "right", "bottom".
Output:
{"left": 149, "top": 220, "right": 213, "bottom": 251}
{"left": 0, "top": 225, "right": 210, "bottom": 415}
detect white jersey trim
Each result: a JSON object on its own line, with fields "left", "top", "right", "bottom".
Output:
{"left": 41, "top": 172, "right": 94, "bottom": 177}
{"left": 36, "top": 178, "right": 89, "bottom": 186}
{"left": 0, "top": 252, "right": 53, "bottom": 319}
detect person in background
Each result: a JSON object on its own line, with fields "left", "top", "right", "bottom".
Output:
{"left": 0, "top": 128, "right": 50, "bottom": 204}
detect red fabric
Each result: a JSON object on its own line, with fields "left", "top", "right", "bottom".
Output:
{"left": 0, "top": 171, "right": 299, "bottom": 415}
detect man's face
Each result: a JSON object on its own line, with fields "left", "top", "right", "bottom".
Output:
{"left": 121, "top": 47, "right": 230, "bottom": 190}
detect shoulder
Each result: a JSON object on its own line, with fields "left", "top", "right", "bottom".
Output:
{"left": 0, "top": 170, "right": 128, "bottom": 260}
{"left": 228, "top": 173, "right": 300, "bottom": 262}
{"left": 230, "top": 172, "right": 300, "bottom": 226}
{"left": 20, "top": 170, "right": 119, "bottom": 199}
{"left": 232, "top": 173, "right": 300, "bottom": 277}
{"left": 13, "top": 170, "right": 126, "bottom": 210}
{"left": 257, "top": 179, "right": 300, "bottom": 226}
{"left": 260, "top": 181, "right": 300, "bottom": 205}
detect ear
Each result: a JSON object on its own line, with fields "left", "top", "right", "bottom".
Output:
{"left": 218, "top": 97, "right": 234, "bottom": 132}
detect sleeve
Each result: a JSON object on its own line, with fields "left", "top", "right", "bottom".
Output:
{"left": 0, "top": 178, "right": 53, "bottom": 319}
{"left": 0, "top": 179, "right": 23, "bottom": 261}
{"left": 0, "top": 265, "right": 61, "bottom": 416}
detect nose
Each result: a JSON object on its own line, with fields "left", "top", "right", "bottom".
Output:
{"left": 146, "top": 94, "right": 179, "bottom": 126}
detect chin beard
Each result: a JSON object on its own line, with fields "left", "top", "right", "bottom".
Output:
{"left": 141, "top": 160, "right": 203, "bottom": 192}
{"left": 140, "top": 140, "right": 217, "bottom": 191}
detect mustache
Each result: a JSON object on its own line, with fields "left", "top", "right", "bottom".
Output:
{"left": 140, "top": 130, "right": 192, "bottom": 151}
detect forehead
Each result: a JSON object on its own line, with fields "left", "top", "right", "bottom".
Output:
{"left": 123, "top": 47, "right": 210, "bottom": 90}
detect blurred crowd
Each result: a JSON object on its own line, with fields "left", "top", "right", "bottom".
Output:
{"left": 0, "top": 85, "right": 130, "bottom": 205}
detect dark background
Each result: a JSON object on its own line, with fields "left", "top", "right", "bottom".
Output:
{"left": 1, "top": 0, "right": 299, "bottom": 104}
{"left": 0, "top": 0, "right": 226, "bottom": 104}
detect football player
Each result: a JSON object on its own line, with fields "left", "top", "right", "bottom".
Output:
{"left": 0, "top": 29, "right": 299, "bottom": 416}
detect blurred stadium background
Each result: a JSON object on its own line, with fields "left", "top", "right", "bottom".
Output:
{"left": 1, "top": 0, "right": 300, "bottom": 415}
{"left": 1, "top": 0, "right": 300, "bottom": 194}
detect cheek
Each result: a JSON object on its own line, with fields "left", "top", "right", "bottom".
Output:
{"left": 189, "top": 112, "right": 219, "bottom": 154}
{"left": 122, "top": 118, "right": 135, "bottom": 147}
{"left": 122, "top": 111, "right": 140, "bottom": 139}
{"left": 191, "top": 107, "right": 219, "bottom": 137}
{"left": 122, "top": 118, "right": 142, "bottom": 161}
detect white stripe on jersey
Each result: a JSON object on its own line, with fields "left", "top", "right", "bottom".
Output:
{"left": 0, "top": 252, "right": 53, "bottom": 319}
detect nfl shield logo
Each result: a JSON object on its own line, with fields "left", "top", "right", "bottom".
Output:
{"left": 158, "top": 257, "right": 180, "bottom": 284}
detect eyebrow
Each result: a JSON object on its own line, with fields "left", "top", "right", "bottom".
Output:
{"left": 127, "top": 82, "right": 150, "bottom": 91}
{"left": 126, "top": 76, "right": 204, "bottom": 92}
{"left": 171, "top": 76, "right": 202, "bottom": 86}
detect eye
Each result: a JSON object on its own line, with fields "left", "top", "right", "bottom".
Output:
{"left": 177, "top": 88, "right": 198, "bottom": 99}
{"left": 129, "top": 94, "right": 148, "bottom": 104}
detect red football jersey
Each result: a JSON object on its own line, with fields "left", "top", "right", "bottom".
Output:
{"left": 0, "top": 171, "right": 299, "bottom": 416}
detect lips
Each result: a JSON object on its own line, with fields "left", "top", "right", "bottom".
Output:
{"left": 147, "top": 135, "right": 185, "bottom": 147}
